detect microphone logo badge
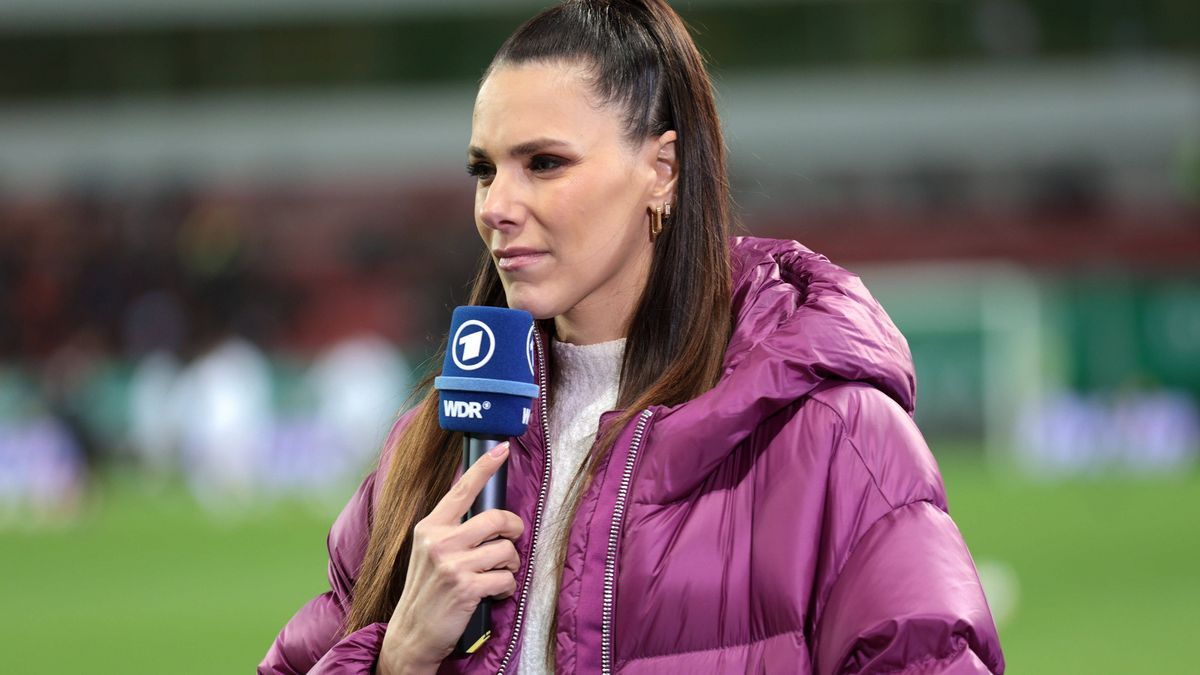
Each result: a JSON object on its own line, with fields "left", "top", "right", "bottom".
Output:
{"left": 452, "top": 320, "right": 496, "bottom": 371}
{"left": 526, "top": 325, "right": 536, "bottom": 376}
{"left": 443, "top": 400, "right": 485, "bottom": 419}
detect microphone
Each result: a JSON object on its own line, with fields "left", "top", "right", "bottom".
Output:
{"left": 434, "top": 306, "right": 539, "bottom": 655}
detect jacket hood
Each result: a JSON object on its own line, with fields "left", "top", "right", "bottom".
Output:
{"left": 643, "top": 236, "right": 916, "bottom": 500}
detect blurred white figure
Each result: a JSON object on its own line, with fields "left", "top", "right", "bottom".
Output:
{"left": 306, "top": 333, "right": 410, "bottom": 477}
{"left": 170, "top": 336, "right": 273, "bottom": 513}
{"left": 127, "top": 350, "right": 182, "bottom": 483}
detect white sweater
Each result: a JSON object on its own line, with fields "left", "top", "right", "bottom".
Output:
{"left": 517, "top": 337, "right": 626, "bottom": 675}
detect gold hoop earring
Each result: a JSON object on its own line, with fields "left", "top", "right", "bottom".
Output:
{"left": 650, "top": 204, "right": 663, "bottom": 239}
{"left": 664, "top": 202, "right": 672, "bottom": 219}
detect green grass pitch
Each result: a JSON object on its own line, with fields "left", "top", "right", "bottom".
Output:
{"left": 2, "top": 457, "right": 1196, "bottom": 673}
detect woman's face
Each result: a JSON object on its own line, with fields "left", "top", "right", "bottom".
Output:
{"left": 469, "top": 60, "right": 676, "bottom": 344}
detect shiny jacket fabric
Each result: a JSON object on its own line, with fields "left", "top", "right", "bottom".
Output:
{"left": 259, "top": 237, "right": 1005, "bottom": 674}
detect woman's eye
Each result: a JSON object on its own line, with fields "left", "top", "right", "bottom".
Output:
{"left": 466, "top": 162, "right": 495, "bottom": 184}
{"left": 529, "top": 155, "right": 564, "bottom": 173}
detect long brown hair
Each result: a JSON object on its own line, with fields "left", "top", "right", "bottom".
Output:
{"left": 344, "top": 1, "right": 734, "bottom": 665}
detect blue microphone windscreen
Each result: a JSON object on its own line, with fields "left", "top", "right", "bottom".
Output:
{"left": 435, "top": 306, "right": 539, "bottom": 436}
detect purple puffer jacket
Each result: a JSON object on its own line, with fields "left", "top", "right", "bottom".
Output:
{"left": 260, "top": 237, "right": 1005, "bottom": 674}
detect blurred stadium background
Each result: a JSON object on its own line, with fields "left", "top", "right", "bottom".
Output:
{"left": 1, "top": 1, "right": 1197, "bottom": 672}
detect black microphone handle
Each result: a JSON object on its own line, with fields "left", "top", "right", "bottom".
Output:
{"left": 456, "top": 433, "right": 508, "bottom": 655}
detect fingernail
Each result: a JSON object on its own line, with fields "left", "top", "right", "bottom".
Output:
{"left": 488, "top": 442, "right": 509, "bottom": 458}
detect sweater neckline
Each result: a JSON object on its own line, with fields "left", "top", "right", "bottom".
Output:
{"left": 550, "top": 337, "right": 626, "bottom": 383}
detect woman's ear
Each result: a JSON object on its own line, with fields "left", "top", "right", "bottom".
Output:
{"left": 651, "top": 130, "right": 679, "bottom": 203}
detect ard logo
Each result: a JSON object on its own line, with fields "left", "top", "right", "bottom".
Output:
{"left": 452, "top": 320, "right": 496, "bottom": 371}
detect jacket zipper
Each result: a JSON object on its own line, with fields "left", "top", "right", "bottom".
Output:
{"left": 496, "top": 329, "right": 552, "bottom": 675}
{"left": 600, "top": 408, "right": 654, "bottom": 675}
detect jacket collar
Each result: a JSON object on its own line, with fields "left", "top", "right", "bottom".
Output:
{"left": 641, "top": 236, "right": 916, "bottom": 501}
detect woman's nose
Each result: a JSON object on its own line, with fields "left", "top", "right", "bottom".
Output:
{"left": 477, "top": 169, "right": 526, "bottom": 232}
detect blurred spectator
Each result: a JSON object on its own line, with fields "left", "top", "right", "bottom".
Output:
{"left": 306, "top": 332, "right": 411, "bottom": 472}
{"left": 127, "top": 350, "right": 182, "bottom": 484}
{"left": 0, "top": 367, "right": 85, "bottom": 526}
{"left": 170, "top": 333, "right": 273, "bottom": 513}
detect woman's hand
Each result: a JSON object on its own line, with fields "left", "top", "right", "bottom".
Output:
{"left": 377, "top": 442, "right": 524, "bottom": 675}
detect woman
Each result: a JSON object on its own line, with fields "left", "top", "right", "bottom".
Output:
{"left": 260, "top": 1, "right": 1005, "bottom": 673}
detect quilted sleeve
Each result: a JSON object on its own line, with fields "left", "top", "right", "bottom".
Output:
{"left": 806, "top": 383, "right": 1005, "bottom": 674}
{"left": 813, "top": 500, "right": 1005, "bottom": 674}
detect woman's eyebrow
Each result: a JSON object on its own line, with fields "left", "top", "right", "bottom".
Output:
{"left": 468, "top": 137, "right": 571, "bottom": 159}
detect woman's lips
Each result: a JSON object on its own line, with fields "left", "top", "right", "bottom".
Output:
{"left": 497, "top": 251, "right": 547, "bottom": 271}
